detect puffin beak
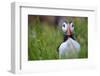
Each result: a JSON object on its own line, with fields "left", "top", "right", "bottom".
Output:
{"left": 67, "top": 25, "right": 71, "bottom": 36}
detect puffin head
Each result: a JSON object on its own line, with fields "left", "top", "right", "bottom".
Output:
{"left": 62, "top": 21, "right": 74, "bottom": 37}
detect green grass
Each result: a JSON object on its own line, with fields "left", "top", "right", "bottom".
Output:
{"left": 73, "top": 17, "right": 88, "bottom": 58}
{"left": 28, "top": 16, "right": 88, "bottom": 60}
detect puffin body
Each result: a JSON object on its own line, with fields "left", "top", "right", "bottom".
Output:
{"left": 59, "top": 21, "right": 80, "bottom": 59}
{"left": 59, "top": 38, "right": 80, "bottom": 59}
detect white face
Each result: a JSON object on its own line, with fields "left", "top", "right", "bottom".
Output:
{"left": 62, "top": 22, "right": 74, "bottom": 34}
{"left": 62, "top": 22, "right": 68, "bottom": 33}
{"left": 69, "top": 22, "right": 74, "bottom": 32}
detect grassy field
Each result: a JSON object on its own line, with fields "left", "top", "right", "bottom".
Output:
{"left": 28, "top": 16, "right": 88, "bottom": 60}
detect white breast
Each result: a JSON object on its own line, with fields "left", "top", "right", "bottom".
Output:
{"left": 59, "top": 38, "right": 80, "bottom": 59}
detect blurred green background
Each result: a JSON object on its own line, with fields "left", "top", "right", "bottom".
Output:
{"left": 28, "top": 15, "right": 88, "bottom": 60}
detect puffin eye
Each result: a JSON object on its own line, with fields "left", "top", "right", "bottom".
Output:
{"left": 62, "top": 22, "right": 68, "bottom": 32}
{"left": 70, "top": 22, "right": 74, "bottom": 32}
{"left": 63, "top": 24, "right": 65, "bottom": 27}
{"left": 72, "top": 24, "right": 74, "bottom": 27}
{"left": 70, "top": 23, "right": 74, "bottom": 28}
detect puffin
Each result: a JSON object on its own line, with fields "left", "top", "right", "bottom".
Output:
{"left": 58, "top": 21, "right": 80, "bottom": 59}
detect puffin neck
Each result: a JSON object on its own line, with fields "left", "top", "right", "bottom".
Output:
{"left": 63, "top": 35, "right": 75, "bottom": 42}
